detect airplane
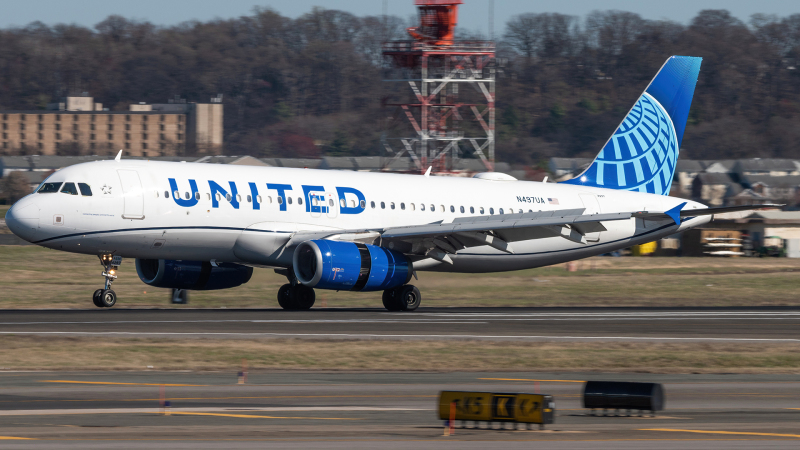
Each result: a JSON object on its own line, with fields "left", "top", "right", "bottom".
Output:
{"left": 4, "top": 56, "right": 779, "bottom": 311}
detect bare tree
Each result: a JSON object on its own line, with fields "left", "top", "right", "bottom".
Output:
{"left": 2, "top": 172, "right": 32, "bottom": 204}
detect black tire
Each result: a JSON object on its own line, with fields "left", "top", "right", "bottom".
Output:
{"left": 99, "top": 289, "right": 117, "bottom": 308}
{"left": 293, "top": 285, "right": 316, "bottom": 310}
{"left": 278, "top": 284, "right": 293, "bottom": 310}
{"left": 382, "top": 289, "right": 402, "bottom": 311}
{"left": 398, "top": 285, "right": 421, "bottom": 311}
{"left": 93, "top": 289, "right": 104, "bottom": 308}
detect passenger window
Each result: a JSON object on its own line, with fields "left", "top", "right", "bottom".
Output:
{"left": 328, "top": 199, "right": 333, "bottom": 206}
{"left": 207, "top": 193, "right": 211, "bottom": 200}
{"left": 175, "top": 190, "right": 181, "bottom": 199}
{"left": 400, "top": 203, "right": 405, "bottom": 210}
{"left": 38, "top": 182, "right": 63, "bottom": 193}
{"left": 164, "top": 191, "right": 170, "bottom": 198}
{"left": 194, "top": 192, "right": 200, "bottom": 200}
{"left": 440, "top": 205, "right": 445, "bottom": 212}
{"left": 360, "top": 200, "right": 366, "bottom": 208}
{"left": 381, "top": 202, "right": 385, "bottom": 209}
{"left": 430, "top": 204, "right": 435, "bottom": 212}
{"left": 370, "top": 201, "right": 376, "bottom": 209}
{"left": 480, "top": 207, "right": 484, "bottom": 214}
{"left": 421, "top": 204, "right": 426, "bottom": 211}
{"left": 499, "top": 208, "right": 504, "bottom": 214}
{"left": 340, "top": 199, "right": 345, "bottom": 207}
{"left": 277, "top": 196, "right": 283, "bottom": 204}
{"left": 247, "top": 195, "right": 252, "bottom": 203}
{"left": 489, "top": 208, "right": 494, "bottom": 215}
{"left": 237, "top": 194, "right": 242, "bottom": 203}
{"left": 60, "top": 182, "right": 78, "bottom": 195}
{"left": 391, "top": 202, "right": 395, "bottom": 210}
{"left": 460, "top": 206, "right": 465, "bottom": 213}
{"left": 298, "top": 197, "right": 303, "bottom": 205}
{"left": 470, "top": 206, "right": 474, "bottom": 214}
{"left": 257, "top": 195, "right": 262, "bottom": 203}
{"left": 185, "top": 192, "right": 190, "bottom": 200}
{"left": 288, "top": 197, "right": 293, "bottom": 205}
{"left": 78, "top": 183, "right": 92, "bottom": 196}
{"left": 450, "top": 205, "right": 455, "bottom": 213}
{"left": 410, "top": 203, "right": 415, "bottom": 211}
{"left": 226, "top": 194, "right": 232, "bottom": 202}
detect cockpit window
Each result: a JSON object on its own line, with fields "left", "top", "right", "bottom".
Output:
{"left": 37, "top": 182, "right": 63, "bottom": 193}
{"left": 78, "top": 183, "right": 92, "bottom": 196}
{"left": 60, "top": 182, "right": 79, "bottom": 195}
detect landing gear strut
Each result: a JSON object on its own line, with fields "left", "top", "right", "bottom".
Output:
{"left": 171, "top": 289, "right": 189, "bottom": 304}
{"left": 94, "top": 254, "right": 121, "bottom": 308}
{"left": 382, "top": 285, "right": 421, "bottom": 312}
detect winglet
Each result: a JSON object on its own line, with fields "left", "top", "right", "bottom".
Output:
{"left": 424, "top": 166, "right": 432, "bottom": 177}
{"left": 115, "top": 150, "right": 122, "bottom": 162}
{"left": 665, "top": 202, "right": 687, "bottom": 225}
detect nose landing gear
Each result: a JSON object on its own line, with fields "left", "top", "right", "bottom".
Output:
{"left": 93, "top": 254, "right": 121, "bottom": 308}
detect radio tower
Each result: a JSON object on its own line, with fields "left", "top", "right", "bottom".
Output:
{"left": 382, "top": 0, "right": 496, "bottom": 173}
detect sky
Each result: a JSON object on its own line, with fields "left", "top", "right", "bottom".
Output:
{"left": 1, "top": 0, "right": 798, "bottom": 35}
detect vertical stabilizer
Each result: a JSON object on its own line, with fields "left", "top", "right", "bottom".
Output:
{"left": 563, "top": 56, "right": 702, "bottom": 195}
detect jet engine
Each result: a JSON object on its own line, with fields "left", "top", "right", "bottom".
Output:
{"left": 135, "top": 259, "right": 253, "bottom": 290}
{"left": 293, "top": 240, "right": 412, "bottom": 291}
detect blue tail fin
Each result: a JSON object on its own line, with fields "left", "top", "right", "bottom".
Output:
{"left": 563, "top": 56, "right": 702, "bottom": 195}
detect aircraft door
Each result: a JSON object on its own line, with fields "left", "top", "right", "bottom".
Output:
{"left": 117, "top": 169, "right": 145, "bottom": 220}
{"left": 578, "top": 194, "right": 602, "bottom": 242}
{"left": 326, "top": 192, "right": 339, "bottom": 219}
{"left": 308, "top": 190, "right": 326, "bottom": 219}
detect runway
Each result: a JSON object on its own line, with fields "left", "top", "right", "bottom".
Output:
{"left": 1, "top": 307, "right": 800, "bottom": 342}
{"left": 1, "top": 371, "right": 800, "bottom": 449}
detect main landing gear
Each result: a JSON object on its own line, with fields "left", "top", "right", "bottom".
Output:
{"left": 93, "top": 254, "right": 121, "bottom": 308}
{"left": 382, "top": 285, "right": 421, "bottom": 312}
{"left": 277, "top": 284, "right": 316, "bottom": 310}
{"left": 274, "top": 269, "right": 420, "bottom": 312}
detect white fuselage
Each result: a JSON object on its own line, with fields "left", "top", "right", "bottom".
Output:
{"left": 6, "top": 160, "right": 710, "bottom": 272}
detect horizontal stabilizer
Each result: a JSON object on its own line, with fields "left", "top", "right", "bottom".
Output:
{"left": 632, "top": 203, "right": 784, "bottom": 224}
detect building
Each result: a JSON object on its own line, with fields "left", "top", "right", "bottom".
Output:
{"left": 674, "top": 159, "right": 706, "bottom": 195}
{"left": 0, "top": 96, "right": 222, "bottom": 157}
{"left": 692, "top": 173, "right": 737, "bottom": 206}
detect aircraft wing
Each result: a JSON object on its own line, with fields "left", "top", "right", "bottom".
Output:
{"left": 287, "top": 208, "right": 632, "bottom": 265}
{"left": 287, "top": 203, "right": 781, "bottom": 265}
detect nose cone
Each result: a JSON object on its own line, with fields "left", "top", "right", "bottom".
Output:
{"left": 5, "top": 199, "right": 39, "bottom": 242}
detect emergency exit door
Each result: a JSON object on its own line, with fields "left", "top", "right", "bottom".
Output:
{"left": 117, "top": 170, "right": 145, "bottom": 219}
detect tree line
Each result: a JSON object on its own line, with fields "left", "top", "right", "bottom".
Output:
{"left": 0, "top": 7, "right": 798, "bottom": 165}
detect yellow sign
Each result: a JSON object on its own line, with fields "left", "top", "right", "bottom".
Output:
{"left": 438, "top": 391, "right": 554, "bottom": 424}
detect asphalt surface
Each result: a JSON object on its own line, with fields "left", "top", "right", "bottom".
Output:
{"left": 1, "top": 307, "right": 800, "bottom": 341}
{"left": 0, "top": 371, "right": 799, "bottom": 449}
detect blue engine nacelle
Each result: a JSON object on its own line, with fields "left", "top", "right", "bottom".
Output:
{"left": 292, "top": 240, "right": 412, "bottom": 292}
{"left": 135, "top": 259, "right": 253, "bottom": 290}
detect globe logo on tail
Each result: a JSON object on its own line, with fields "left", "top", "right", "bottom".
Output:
{"left": 592, "top": 92, "right": 678, "bottom": 195}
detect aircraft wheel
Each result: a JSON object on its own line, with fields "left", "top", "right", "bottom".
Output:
{"left": 292, "top": 285, "right": 316, "bottom": 310}
{"left": 98, "top": 289, "right": 117, "bottom": 308}
{"left": 382, "top": 289, "right": 402, "bottom": 312}
{"left": 92, "top": 289, "right": 104, "bottom": 308}
{"left": 278, "top": 284, "right": 293, "bottom": 309}
{"left": 398, "top": 285, "right": 421, "bottom": 311}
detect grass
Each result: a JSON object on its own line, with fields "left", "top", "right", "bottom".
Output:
{"left": 1, "top": 245, "right": 799, "bottom": 308}
{"left": 0, "top": 335, "right": 798, "bottom": 373}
